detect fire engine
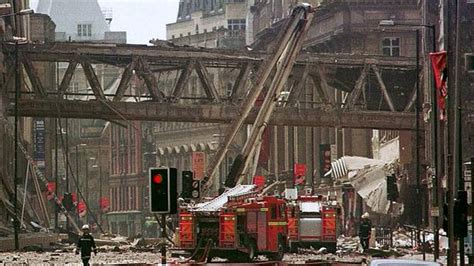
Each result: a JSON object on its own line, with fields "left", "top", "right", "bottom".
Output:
{"left": 287, "top": 195, "right": 338, "bottom": 253}
{"left": 178, "top": 185, "right": 288, "bottom": 262}
{"left": 177, "top": 186, "right": 339, "bottom": 262}
{"left": 175, "top": 3, "right": 332, "bottom": 263}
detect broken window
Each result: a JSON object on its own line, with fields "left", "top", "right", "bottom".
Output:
{"left": 382, "top": 37, "right": 400, "bottom": 57}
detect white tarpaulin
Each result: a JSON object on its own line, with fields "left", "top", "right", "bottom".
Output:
{"left": 326, "top": 156, "right": 398, "bottom": 214}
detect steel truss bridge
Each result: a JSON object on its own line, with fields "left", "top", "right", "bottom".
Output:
{"left": 1, "top": 42, "right": 419, "bottom": 130}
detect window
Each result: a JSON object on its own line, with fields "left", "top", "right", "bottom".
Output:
{"left": 227, "top": 19, "right": 246, "bottom": 30}
{"left": 382, "top": 37, "right": 400, "bottom": 57}
{"left": 172, "top": 35, "right": 175, "bottom": 39}
{"left": 77, "top": 24, "right": 92, "bottom": 37}
{"left": 466, "top": 54, "right": 474, "bottom": 72}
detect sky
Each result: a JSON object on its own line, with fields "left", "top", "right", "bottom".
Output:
{"left": 29, "top": 0, "right": 180, "bottom": 44}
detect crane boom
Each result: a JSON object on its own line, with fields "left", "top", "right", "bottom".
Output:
{"left": 202, "top": 4, "right": 315, "bottom": 195}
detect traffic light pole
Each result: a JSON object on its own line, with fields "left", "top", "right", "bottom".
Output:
{"left": 470, "top": 158, "right": 474, "bottom": 265}
{"left": 161, "top": 214, "right": 167, "bottom": 264}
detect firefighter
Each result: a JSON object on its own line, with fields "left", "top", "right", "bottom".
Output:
{"left": 358, "top": 212, "right": 372, "bottom": 252}
{"left": 76, "top": 224, "right": 97, "bottom": 265}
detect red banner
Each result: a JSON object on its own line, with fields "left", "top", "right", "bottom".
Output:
{"left": 429, "top": 51, "right": 448, "bottom": 120}
{"left": 99, "top": 197, "right": 110, "bottom": 212}
{"left": 294, "top": 163, "right": 306, "bottom": 177}
{"left": 46, "top": 182, "right": 56, "bottom": 200}
{"left": 253, "top": 175, "right": 266, "bottom": 187}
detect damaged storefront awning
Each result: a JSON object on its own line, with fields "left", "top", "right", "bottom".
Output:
{"left": 326, "top": 156, "right": 398, "bottom": 214}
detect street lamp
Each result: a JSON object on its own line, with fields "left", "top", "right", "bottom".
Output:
{"left": 379, "top": 19, "right": 437, "bottom": 260}
{"left": 4, "top": 7, "right": 34, "bottom": 251}
{"left": 92, "top": 164, "right": 102, "bottom": 227}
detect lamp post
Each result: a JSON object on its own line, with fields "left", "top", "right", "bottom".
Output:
{"left": 379, "top": 19, "right": 438, "bottom": 260}
{"left": 92, "top": 164, "right": 102, "bottom": 227}
{"left": 2, "top": 7, "right": 34, "bottom": 251}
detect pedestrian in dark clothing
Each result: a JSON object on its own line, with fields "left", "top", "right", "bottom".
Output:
{"left": 76, "top": 224, "right": 97, "bottom": 265}
{"left": 358, "top": 212, "right": 372, "bottom": 252}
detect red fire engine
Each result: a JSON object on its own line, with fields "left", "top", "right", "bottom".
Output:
{"left": 287, "top": 195, "right": 338, "bottom": 253}
{"left": 178, "top": 187, "right": 288, "bottom": 262}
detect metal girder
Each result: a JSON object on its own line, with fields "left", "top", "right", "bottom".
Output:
{"left": 81, "top": 61, "right": 106, "bottom": 100}
{"left": 114, "top": 59, "right": 137, "bottom": 102}
{"left": 136, "top": 58, "right": 165, "bottom": 101}
{"left": 12, "top": 99, "right": 418, "bottom": 130}
{"left": 230, "top": 62, "right": 252, "bottom": 102}
{"left": 344, "top": 64, "right": 369, "bottom": 110}
{"left": 58, "top": 61, "right": 78, "bottom": 98}
{"left": 371, "top": 64, "right": 395, "bottom": 111}
{"left": 22, "top": 56, "right": 47, "bottom": 98}
{"left": 287, "top": 63, "right": 309, "bottom": 105}
{"left": 171, "top": 61, "right": 194, "bottom": 100}
{"left": 195, "top": 61, "right": 220, "bottom": 102}
{"left": 1, "top": 42, "right": 415, "bottom": 69}
{"left": 314, "top": 66, "right": 335, "bottom": 106}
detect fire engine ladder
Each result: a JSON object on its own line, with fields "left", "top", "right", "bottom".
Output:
{"left": 202, "top": 4, "right": 315, "bottom": 195}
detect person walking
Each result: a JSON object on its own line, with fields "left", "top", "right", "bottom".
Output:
{"left": 358, "top": 212, "right": 372, "bottom": 252}
{"left": 76, "top": 224, "right": 97, "bottom": 265}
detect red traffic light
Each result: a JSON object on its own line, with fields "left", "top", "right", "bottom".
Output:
{"left": 153, "top": 174, "right": 163, "bottom": 184}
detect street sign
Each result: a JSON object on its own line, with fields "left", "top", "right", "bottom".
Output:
{"left": 192, "top": 152, "right": 206, "bottom": 180}
{"left": 430, "top": 207, "right": 439, "bottom": 217}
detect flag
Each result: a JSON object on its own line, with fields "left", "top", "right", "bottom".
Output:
{"left": 430, "top": 51, "right": 448, "bottom": 120}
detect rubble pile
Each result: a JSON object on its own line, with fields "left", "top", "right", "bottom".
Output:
{"left": 391, "top": 229, "right": 414, "bottom": 248}
{"left": 337, "top": 235, "right": 361, "bottom": 253}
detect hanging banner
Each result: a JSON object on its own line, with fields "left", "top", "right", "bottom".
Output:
{"left": 429, "top": 51, "right": 448, "bottom": 120}
{"left": 78, "top": 201, "right": 87, "bottom": 217}
{"left": 99, "top": 197, "right": 110, "bottom": 212}
{"left": 46, "top": 182, "right": 56, "bottom": 200}
{"left": 192, "top": 152, "right": 206, "bottom": 180}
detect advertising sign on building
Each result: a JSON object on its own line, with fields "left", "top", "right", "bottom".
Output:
{"left": 33, "top": 118, "right": 46, "bottom": 171}
{"left": 192, "top": 152, "right": 206, "bottom": 180}
{"left": 294, "top": 163, "right": 306, "bottom": 185}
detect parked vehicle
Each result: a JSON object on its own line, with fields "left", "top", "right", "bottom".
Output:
{"left": 287, "top": 195, "right": 338, "bottom": 253}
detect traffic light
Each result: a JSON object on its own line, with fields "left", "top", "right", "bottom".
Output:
{"left": 181, "top": 170, "right": 193, "bottom": 199}
{"left": 386, "top": 175, "right": 399, "bottom": 201}
{"left": 191, "top": 179, "right": 201, "bottom": 199}
{"left": 454, "top": 190, "right": 468, "bottom": 238}
{"left": 149, "top": 167, "right": 177, "bottom": 214}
